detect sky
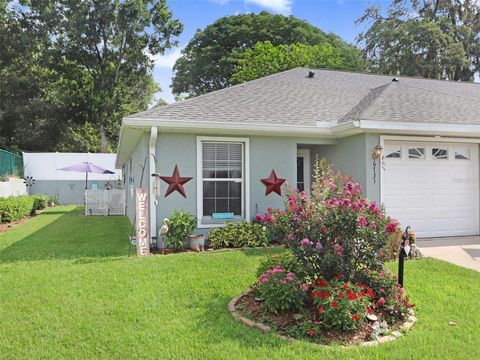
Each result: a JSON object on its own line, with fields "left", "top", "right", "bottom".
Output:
{"left": 153, "top": 0, "right": 391, "bottom": 104}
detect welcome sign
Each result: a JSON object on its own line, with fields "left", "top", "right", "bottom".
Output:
{"left": 135, "top": 188, "right": 150, "bottom": 256}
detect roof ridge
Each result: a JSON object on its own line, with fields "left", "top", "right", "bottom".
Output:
{"left": 339, "top": 82, "right": 391, "bottom": 123}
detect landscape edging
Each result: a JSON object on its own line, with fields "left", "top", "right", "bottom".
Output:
{"left": 228, "top": 289, "right": 416, "bottom": 347}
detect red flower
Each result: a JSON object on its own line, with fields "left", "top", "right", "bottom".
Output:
{"left": 347, "top": 293, "right": 359, "bottom": 301}
{"left": 307, "top": 329, "right": 316, "bottom": 337}
{"left": 318, "top": 305, "right": 325, "bottom": 314}
{"left": 360, "top": 291, "right": 367, "bottom": 297}
{"left": 351, "top": 315, "right": 360, "bottom": 321}
{"left": 366, "top": 289, "right": 375, "bottom": 299}
{"left": 337, "top": 292, "right": 344, "bottom": 299}
{"left": 366, "top": 305, "right": 373, "bottom": 315}
{"left": 332, "top": 274, "right": 342, "bottom": 280}
{"left": 330, "top": 301, "right": 339, "bottom": 309}
{"left": 343, "top": 283, "right": 350, "bottom": 290}
{"left": 317, "top": 279, "right": 329, "bottom": 288}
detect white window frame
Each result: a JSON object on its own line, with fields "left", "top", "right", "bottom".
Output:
{"left": 196, "top": 136, "right": 250, "bottom": 228}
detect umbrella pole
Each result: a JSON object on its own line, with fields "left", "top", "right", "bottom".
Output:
{"left": 85, "top": 171, "right": 88, "bottom": 190}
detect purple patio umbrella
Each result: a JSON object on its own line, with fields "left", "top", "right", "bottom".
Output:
{"left": 57, "top": 162, "right": 115, "bottom": 189}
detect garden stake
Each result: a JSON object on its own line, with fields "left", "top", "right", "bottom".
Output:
{"left": 398, "top": 226, "right": 411, "bottom": 287}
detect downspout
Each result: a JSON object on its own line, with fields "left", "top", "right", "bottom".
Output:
{"left": 149, "top": 127, "right": 158, "bottom": 246}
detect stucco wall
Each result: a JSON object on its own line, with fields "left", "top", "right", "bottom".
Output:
{"left": 30, "top": 180, "right": 115, "bottom": 205}
{"left": 0, "top": 178, "right": 28, "bottom": 198}
{"left": 123, "top": 131, "right": 380, "bottom": 237}
{"left": 312, "top": 133, "right": 381, "bottom": 202}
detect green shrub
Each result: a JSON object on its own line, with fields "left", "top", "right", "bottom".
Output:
{"left": 208, "top": 222, "right": 269, "bottom": 249}
{"left": 0, "top": 196, "right": 35, "bottom": 223}
{"left": 32, "top": 194, "right": 49, "bottom": 211}
{"left": 256, "top": 251, "right": 304, "bottom": 278}
{"left": 165, "top": 210, "right": 196, "bottom": 249}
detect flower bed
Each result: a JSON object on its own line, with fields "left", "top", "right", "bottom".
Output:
{"left": 232, "top": 159, "right": 415, "bottom": 346}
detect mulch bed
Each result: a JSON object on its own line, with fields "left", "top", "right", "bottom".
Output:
{"left": 235, "top": 289, "right": 402, "bottom": 346}
{"left": 0, "top": 210, "right": 44, "bottom": 233}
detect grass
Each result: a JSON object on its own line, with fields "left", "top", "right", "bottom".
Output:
{"left": 0, "top": 206, "right": 479, "bottom": 359}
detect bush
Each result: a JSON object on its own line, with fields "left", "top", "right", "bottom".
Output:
{"left": 356, "top": 269, "right": 414, "bottom": 324}
{"left": 0, "top": 196, "right": 35, "bottom": 223}
{"left": 310, "top": 276, "right": 374, "bottom": 331}
{"left": 256, "top": 266, "right": 305, "bottom": 314}
{"left": 164, "top": 210, "right": 196, "bottom": 249}
{"left": 32, "top": 194, "right": 49, "bottom": 211}
{"left": 257, "top": 159, "right": 399, "bottom": 281}
{"left": 256, "top": 251, "right": 304, "bottom": 278}
{"left": 208, "top": 222, "right": 269, "bottom": 249}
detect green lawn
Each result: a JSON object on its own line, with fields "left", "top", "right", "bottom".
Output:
{"left": 0, "top": 206, "right": 479, "bottom": 359}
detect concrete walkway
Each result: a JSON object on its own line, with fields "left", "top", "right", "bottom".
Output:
{"left": 417, "top": 236, "right": 480, "bottom": 272}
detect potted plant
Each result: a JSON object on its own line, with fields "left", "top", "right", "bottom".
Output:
{"left": 165, "top": 210, "right": 202, "bottom": 251}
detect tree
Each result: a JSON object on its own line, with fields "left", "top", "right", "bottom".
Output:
{"left": 0, "top": 0, "right": 182, "bottom": 152}
{"left": 357, "top": 0, "right": 479, "bottom": 81}
{"left": 172, "top": 11, "right": 364, "bottom": 97}
{"left": 231, "top": 41, "right": 354, "bottom": 84}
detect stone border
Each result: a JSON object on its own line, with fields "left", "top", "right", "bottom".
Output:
{"left": 228, "top": 289, "right": 416, "bottom": 347}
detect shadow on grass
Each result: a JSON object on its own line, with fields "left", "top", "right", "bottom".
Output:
{"left": 0, "top": 206, "right": 131, "bottom": 263}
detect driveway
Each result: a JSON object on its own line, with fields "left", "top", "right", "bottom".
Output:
{"left": 417, "top": 236, "right": 480, "bottom": 272}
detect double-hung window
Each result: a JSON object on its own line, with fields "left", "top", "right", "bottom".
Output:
{"left": 197, "top": 137, "right": 249, "bottom": 227}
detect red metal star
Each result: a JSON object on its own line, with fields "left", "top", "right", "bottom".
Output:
{"left": 159, "top": 165, "right": 192, "bottom": 198}
{"left": 261, "top": 170, "right": 286, "bottom": 196}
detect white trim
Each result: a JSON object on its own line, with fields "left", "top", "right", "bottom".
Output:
{"left": 296, "top": 149, "right": 311, "bottom": 193}
{"left": 196, "top": 136, "right": 250, "bottom": 229}
{"left": 360, "top": 121, "right": 480, "bottom": 137}
{"left": 148, "top": 127, "right": 158, "bottom": 242}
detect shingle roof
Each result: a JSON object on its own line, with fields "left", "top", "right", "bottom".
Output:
{"left": 126, "top": 67, "right": 480, "bottom": 127}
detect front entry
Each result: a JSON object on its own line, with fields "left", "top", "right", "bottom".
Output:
{"left": 297, "top": 149, "right": 311, "bottom": 192}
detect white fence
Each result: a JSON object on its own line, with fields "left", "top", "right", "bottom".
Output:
{"left": 85, "top": 189, "right": 125, "bottom": 216}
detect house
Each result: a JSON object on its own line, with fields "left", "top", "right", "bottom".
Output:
{"left": 23, "top": 152, "right": 122, "bottom": 204}
{"left": 116, "top": 67, "right": 480, "bottom": 239}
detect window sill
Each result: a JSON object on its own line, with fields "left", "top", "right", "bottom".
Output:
{"left": 198, "top": 217, "right": 247, "bottom": 229}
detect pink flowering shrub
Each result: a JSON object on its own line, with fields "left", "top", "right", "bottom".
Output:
{"left": 255, "top": 265, "right": 305, "bottom": 314}
{"left": 257, "top": 159, "right": 399, "bottom": 281}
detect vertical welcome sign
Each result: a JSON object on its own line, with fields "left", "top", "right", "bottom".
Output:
{"left": 135, "top": 188, "right": 150, "bottom": 256}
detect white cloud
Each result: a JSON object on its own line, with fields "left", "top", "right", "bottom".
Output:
{"left": 153, "top": 47, "right": 183, "bottom": 69}
{"left": 244, "top": 0, "right": 292, "bottom": 14}
{"left": 210, "top": 0, "right": 293, "bottom": 15}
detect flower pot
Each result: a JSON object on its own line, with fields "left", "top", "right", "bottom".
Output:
{"left": 188, "top": 234, "right": 205, "bottom": 251}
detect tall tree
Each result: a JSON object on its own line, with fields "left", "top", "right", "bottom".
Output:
{"left": 231, "top": 41, "right": 354, "bottom": 84}
{"left": 357, "top": 0, "right": 479, "bottom": 81}
{"left": 0, "top": 0, "right": 182, "bottom": 152}
{"left": 172, "top": 11, "right": 364, "bottom": 97}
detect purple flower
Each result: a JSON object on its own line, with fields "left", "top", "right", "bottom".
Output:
{"left": 300, "top": 238, "right": 313, "bottom": 247}
{"left": 315, "top": 242, "right": 323, "bottom": 251}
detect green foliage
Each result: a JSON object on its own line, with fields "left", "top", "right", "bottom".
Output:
{"left": 256, "top": 251, "right": 303, "bottom": 278}
{"left": 32, "top": 194, "right": 49, "bottom": 211}
{"left": 0, "top": 0, "right": 182, "bottom": 152}
{"left": 165, "top": 210, "right": 196, "bottom": 249}
{"left": 257, "top": 158, "right": 397, "bottom": 281}
{"left": 208, "top": 222, "right": 269, "bottom": 249}
{"left": 0, "top": 196, "right": 35, "bottom": 223}
{"left": 231, "top": 41, "right": 353, "bottom": 84}
{"left": 357, "top": 0, "right": 479, "bottom": 81}
{"left": 256, "top": 266, "right": 305, "bottom": 314}
{"left": 172, "top": 11, "right": 363, "bottom": 97}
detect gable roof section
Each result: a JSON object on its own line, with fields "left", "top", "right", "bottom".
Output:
{"left": 126, "top": 67, "right": 480, "bottom": 127}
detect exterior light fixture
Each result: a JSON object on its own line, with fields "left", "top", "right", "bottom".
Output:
{"left": 372, "top": 144, "right": 383, "bottom": 183}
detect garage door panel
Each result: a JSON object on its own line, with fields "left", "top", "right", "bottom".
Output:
{"left": 383, "top": 141, "right": 479, "bottom": 238}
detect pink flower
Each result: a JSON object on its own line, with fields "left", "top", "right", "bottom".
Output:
{"left": 369, "top": 222, "right": 377, "bottom": 229}
{"left": 358, "top": 215, "right": 367, "bottom": 228}
{"left": 334, "top": 244, "right": 344, "bottom": 256}
{"left": 287, "top": 233, "right": 295, "bottom": 240}
{"left": 280, "top": 279, "right": 287, "bottom": 285}
{"left": 291, "top": 215, "right": 298, "bottom": 222}
{"left": 378, "top": 297, "right": 386, "bottom": 305}
{"left": 315, "top": 241, "right": 323, "bottom": 251}
{"left": 301, "top": 238, "right": 313, "bottom": 247}
{"left": 256, "top": 214, "right": 264, "bottom": 222}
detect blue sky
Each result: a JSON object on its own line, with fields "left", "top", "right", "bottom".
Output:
{"left": 153, "top": 0, "right": 390, "bottom": 103}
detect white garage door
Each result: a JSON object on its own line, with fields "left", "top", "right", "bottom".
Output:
{"left": 382, "top": 141, "right": 479, "bottom": 238}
